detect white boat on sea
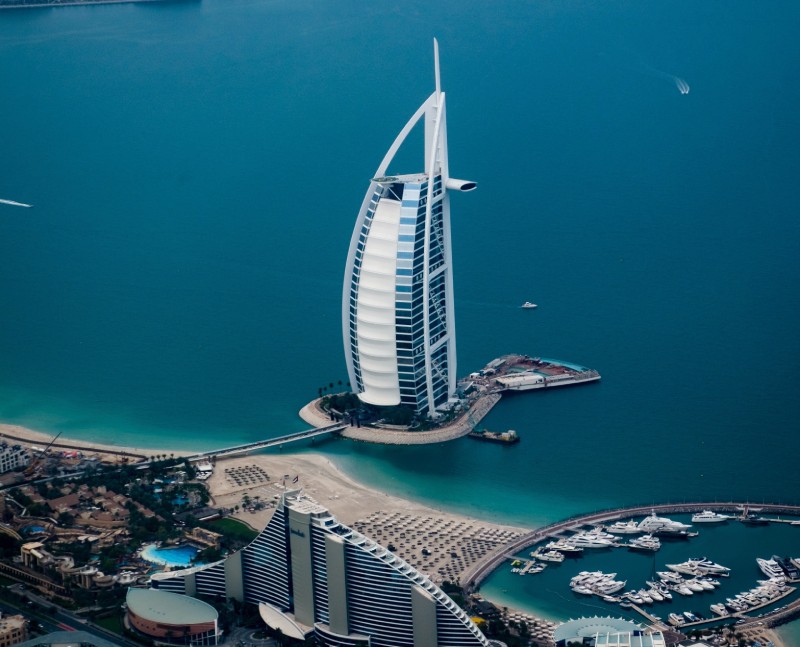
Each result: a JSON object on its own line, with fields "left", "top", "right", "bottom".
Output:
{"left": 638, "top": 512, "right": 692, "bottom": 534}
{"left": 521, "top": 301, "right": 538, "bottom": 309}
{"left": 757, "top": 557, "right": 786, "bottom": 581}
{"left": 569, "top": 532, "right": 615, "bottom": 548}
{"left": 667, "top": 557, "right": 730, "bottom": 577}
{"left": 531, "top": 549, "right": 564, "bottom": 563}
{"left": 691, "top": 510, "right": 731, "bottom": 523}
{"left": 627, "top": 534, "right": 661, "bottom": 552}
{"left": 606, "top": 520, "right": 641, "bottom": 534}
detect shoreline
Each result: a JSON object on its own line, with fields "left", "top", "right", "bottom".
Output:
{"left": 0, "top": 422, "right": 793, "bottom": 645}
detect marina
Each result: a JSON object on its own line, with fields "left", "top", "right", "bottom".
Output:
{"left": 467, "top": 502, "right": 800, "bottom": 635}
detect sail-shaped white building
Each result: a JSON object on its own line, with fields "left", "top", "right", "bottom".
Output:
{"left": 343, "top": 40, "right": 476, "bottom": 416}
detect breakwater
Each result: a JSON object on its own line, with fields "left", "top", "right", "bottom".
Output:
{"left": 462, "top": 500, "right": 800, "bottom": 596}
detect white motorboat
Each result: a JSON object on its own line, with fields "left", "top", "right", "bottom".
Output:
{"left": 710, "top": 603, "right": 729, "bottom": 617}
{"left": 545, "top": 540, "right": 583, "bottom": 555}
{"left": 757, "top": 557, "right": 786, "bottom": 581}
{"left": 691, "top": 510, "right": 731, "bottom": 523}
{"left": 521, "top": 301, "right": 538, "bottom": 309}
{"left": 627, "top": 534, "right": 661, "bottom": 552}
{"left": 531, "top": 549, "right": 564, "bottom": 563}
{"left": 569, "top": 531, "right": 615, "bottom": 548}
{"left": 638, "top": 512, "right": 692, "bottom": 533}
{"left": 606, "top": 520, "right": 641, "bottom": 534}
{"left": 667, "top": 558, "right": 730, "bottom": 577}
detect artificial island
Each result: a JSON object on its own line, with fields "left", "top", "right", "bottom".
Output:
{"left": 299, "top": 40, "right": 600, "bottom": 445}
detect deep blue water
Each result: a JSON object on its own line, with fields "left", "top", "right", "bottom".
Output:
{"left": 1, "top": 0, "right": 799, "bottom": 624}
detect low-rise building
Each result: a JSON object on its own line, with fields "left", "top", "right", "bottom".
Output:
{"left": 0, "top": 445, "right": 29, "bottom": 475}
{"left": 0, "top": 614, "right": 28, "bottom": 647}
{"left": 126, "top": 588, "right": 220, "bottom": 645}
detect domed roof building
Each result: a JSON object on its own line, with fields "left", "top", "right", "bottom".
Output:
{"left": 126, "top": 588, "right": 220, "bottom": 645}
{"left": 553, "top": 616, "right": 666, "bottom": 647}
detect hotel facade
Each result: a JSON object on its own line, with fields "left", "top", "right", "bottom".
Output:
{"left": 342, "top": 40, "right": 476, "bottom": 416}
{"left": 152, "top": 490, "right": 490, "bottom": 647}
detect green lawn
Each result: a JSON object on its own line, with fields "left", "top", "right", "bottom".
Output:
{"left": 208, "top": 518, "right": 259, "bottom": 542}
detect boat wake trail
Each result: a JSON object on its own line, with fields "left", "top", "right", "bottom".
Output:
{"left": 0, "top": 198, "right": 33, "bottom": 208}
{"left": 674, "top": 77, "right": 690, "bottom": 95}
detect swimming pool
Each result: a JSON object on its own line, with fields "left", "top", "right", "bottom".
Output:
{"left": 140, "top": 544, "right": 200, "bottom": 567}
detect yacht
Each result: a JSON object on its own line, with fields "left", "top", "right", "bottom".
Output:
{"left": 531, "top": 549, "right": 564, "bottom": 563}
{"left": 647, "top": 587, "right": 664, "bottom": 602}
{"left": 606, "top": 520, "right": 641, "bottom": 534}
{"left": 657, "top": 571, "right": 683, "bottom": 584}
{"left": 595, "top": 579, "right": 627, "bottom": 595}
{"left": 637, "top": 512, "right": 692, "bottom": 534}
{"left": 521, "top": 301, "right": 538, "bottom": 309}
{"left": 627, "top": 534, "right": 661, "bottom": 552}
{"left": 667, "top": 558, "right": 731, "bottom": 577}
{"left": 674, "top": 584, "right": 694, "bottom": 596}
{"left": 569, "top": 532, "right": 615, "bottom": 548}
{"left": 691, "top": 510, "right": 731, "bottom": 523}
{"left": 668, "top": 613, "right": 685, "bottom": 626}
{"left": 638, "top": 589, "right": 653, "bottom": 604}
{"left": 772, "top": 555, "right": 800, "bottom": 580}
{"left": 545, "top": 539, "right": 584, "bottom": 556}
{"left": 685, "top": 579, "right": 705, "bottom": 593}
{"left": 710, "top": 603, "right": 730, "bottom": 617}
{"left": 757, "top": 557, "right": 786, "bottom": 581}
{"left": 684, "top": 611, "right": 699, "bottom": 623}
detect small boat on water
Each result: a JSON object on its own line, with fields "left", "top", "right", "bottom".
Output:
{"left": 521, "top": 301, "right": 538, "bottom": 309}
{"left": 606, "top": 520, "right": 641, "bottom": 534}
{"left": 691, "top": 510, "right": 731, "bottom": 523}
{"left": 627, "top": 534, "right": 661, "bottom": 552}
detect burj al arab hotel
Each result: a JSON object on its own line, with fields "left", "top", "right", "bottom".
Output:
{"left": 343, "top": 41, "right": 476, "bottom": 417}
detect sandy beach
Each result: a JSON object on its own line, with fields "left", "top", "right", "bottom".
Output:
{"left": 0, "top": 422, "right": 790, "bottom": 646}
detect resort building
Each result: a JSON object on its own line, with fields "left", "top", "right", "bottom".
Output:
{"left": 0, "top": 444, "right": 28, "bottom": 474}
{"left": 152, "top": 489, "right": 490, "bottom": 647}
{"left": 0, "top": 614, "right": 27, "bottom": 647}
{"left": 125, "top": 588, "right": 220, "bottom": 646}
{"left": 342, "top": 40, "right": 476, "bottom": 417}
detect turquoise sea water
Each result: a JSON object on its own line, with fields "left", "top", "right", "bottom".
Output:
{"left": 1, "top": 0, "right": 799, "bottom": 628}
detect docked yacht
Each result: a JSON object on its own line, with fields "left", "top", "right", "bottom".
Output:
{"left": 606, "top": 520, "right": 641, "bottom": 534}
{"left": 569, "top": 532, "right": 615, "bottom": 548}
{"left": 668, "top": 613, "right": 685, "bottom": 626}
{"left": 627, "top": 534, "right": 661, "bottom": 552}
{"left": 691, "top": 510, "right": 731, "bottom": 523}
{"left": 772, "top": 555, "right": 800, "bottom": 581}
{"left": 545, "top": 539, "right": 584, "bottom": 555}
{"left": 710, "top": 603, "right": 730, "bottom": 617}
{"left": 757, "top": 557, "right": 786, "bottom": 581}
{"left": 667, "top": 558, "right": 730, "bottom": 577}
{"left": 637, "top": 512, "right": 692, "bottom": 534}
{"left": 532, "top": 549, "right": 565, "bottom": 563}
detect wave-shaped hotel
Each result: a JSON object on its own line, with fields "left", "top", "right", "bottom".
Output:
{"left": 152, "top": 490, "right": 490, "bottom": 646}
{"left": 343, "top": 39, "right": 476, "bottom": 417}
